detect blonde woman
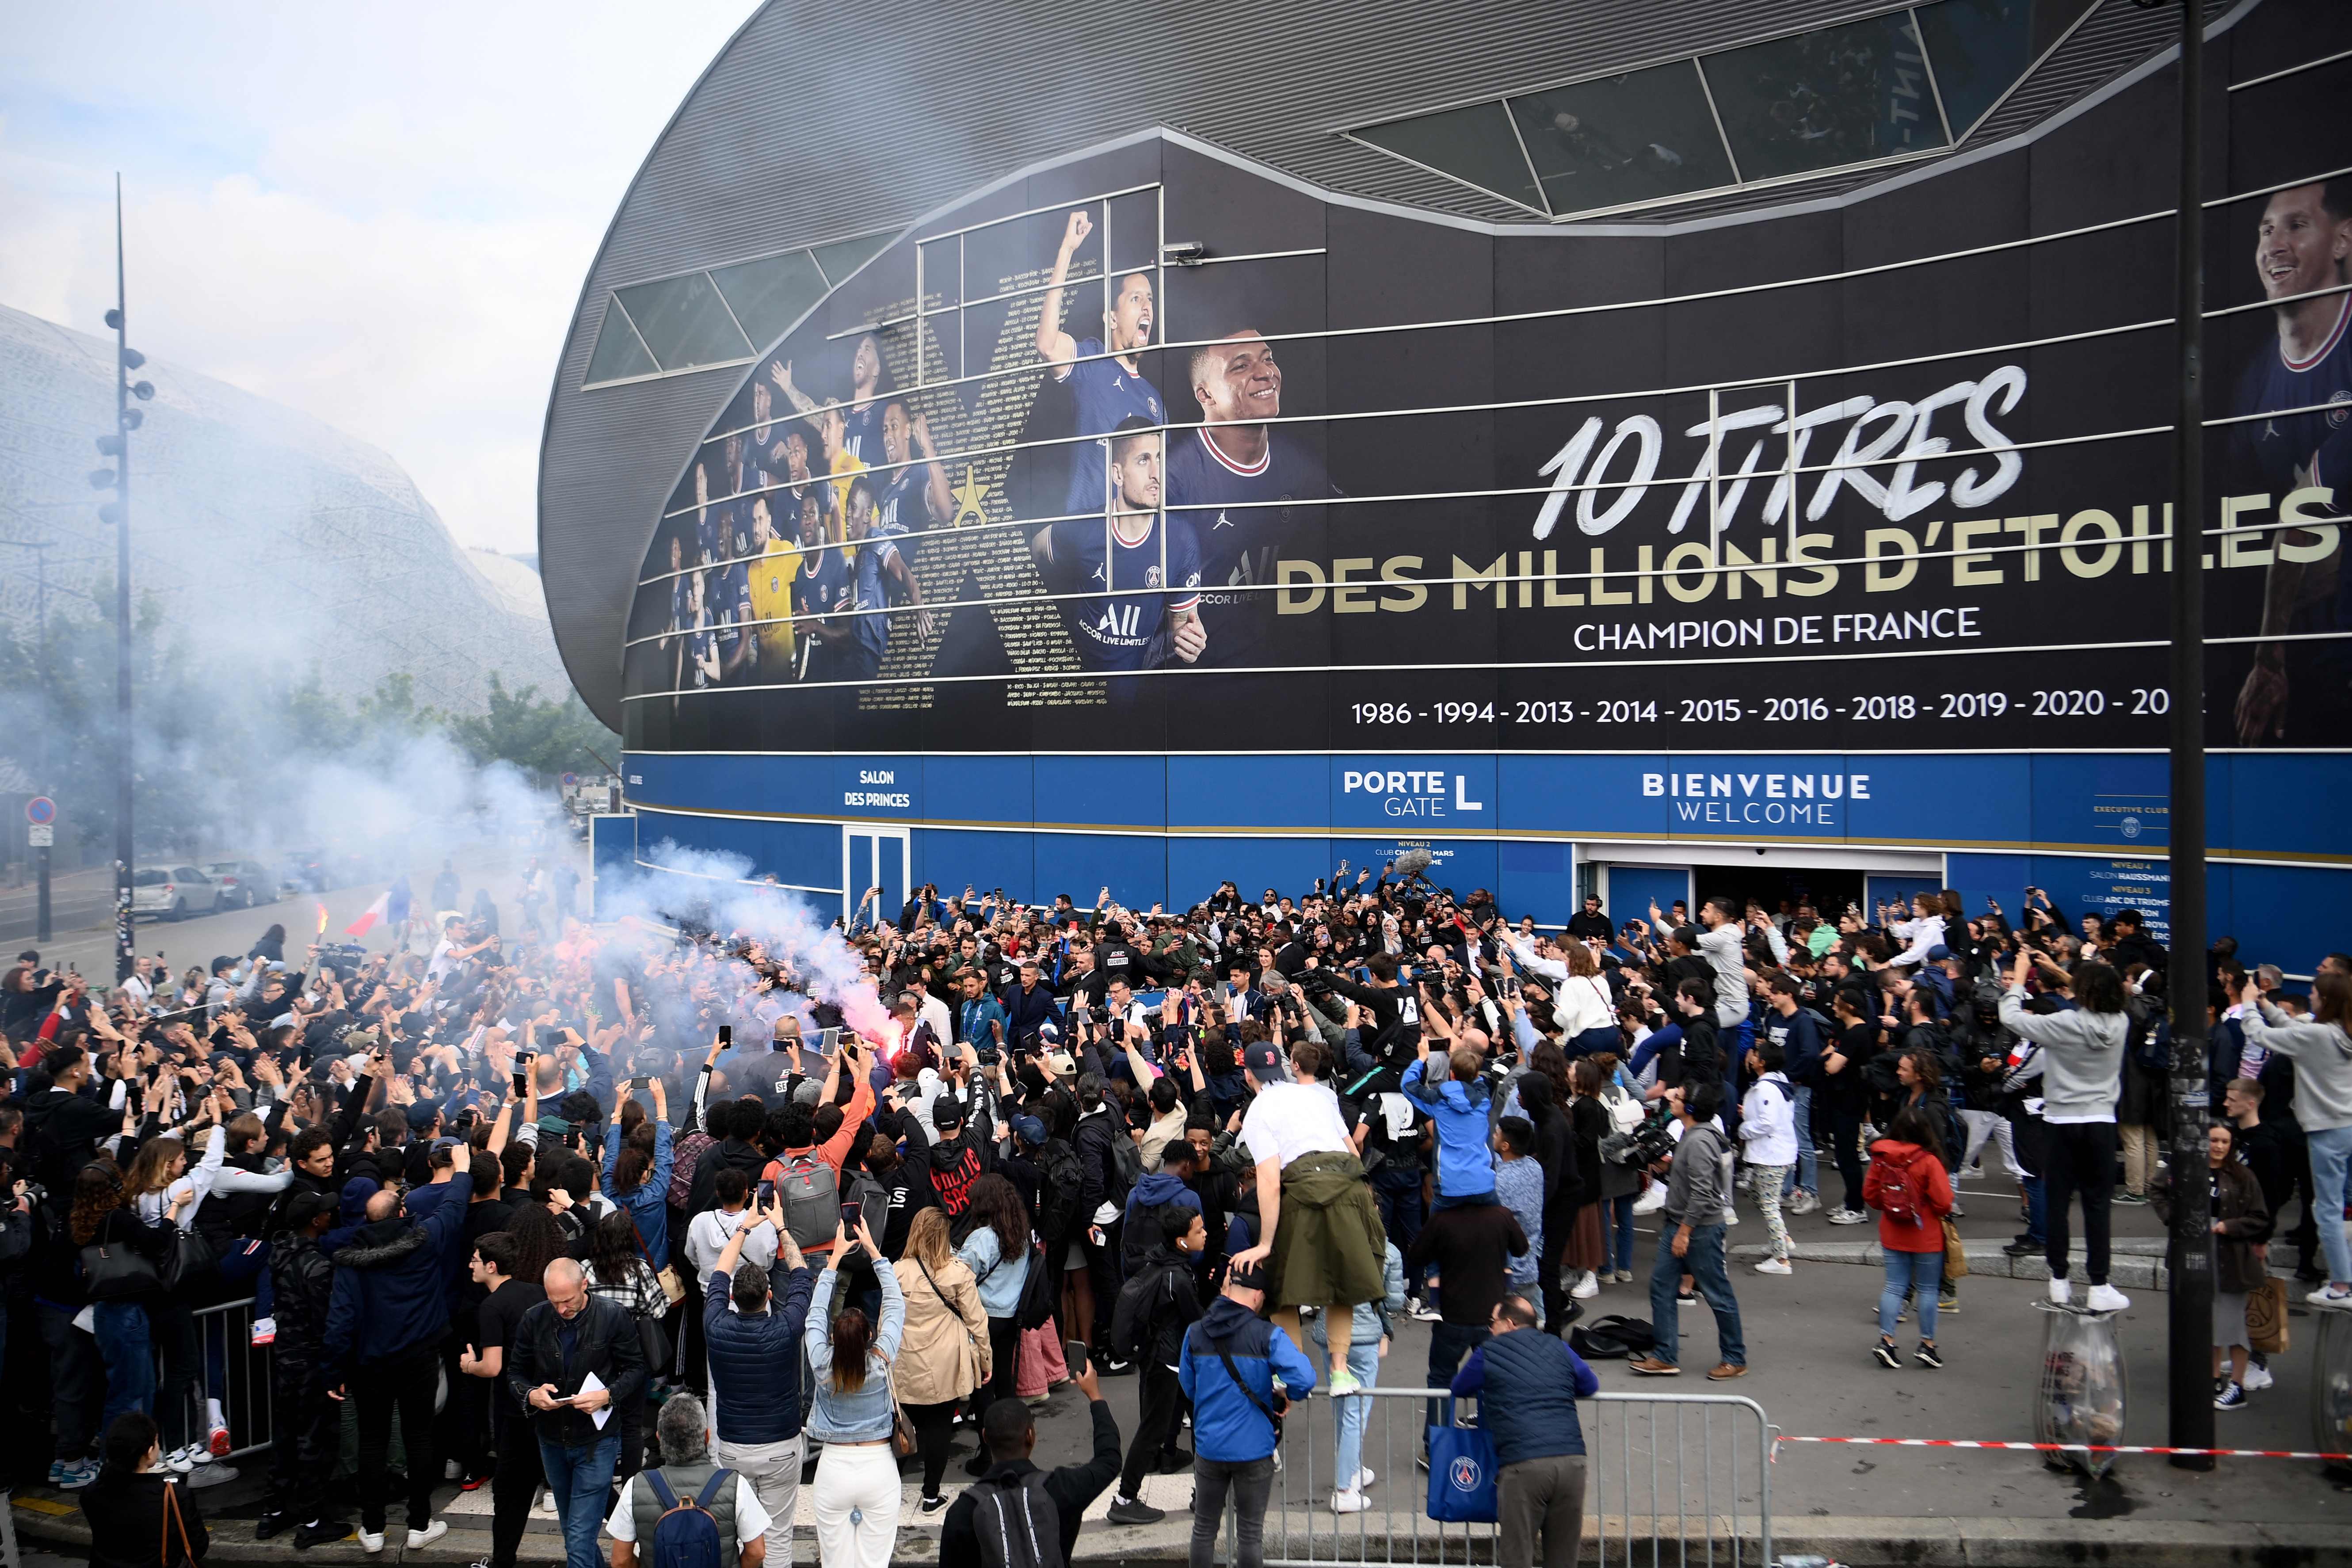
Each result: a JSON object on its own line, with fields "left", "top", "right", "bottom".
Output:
{"left": 895, "top": 1207, "right": 991, "bottom": 1513}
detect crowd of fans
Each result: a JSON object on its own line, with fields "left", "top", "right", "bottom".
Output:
{"left": 0, "top": 862, "right": 2344, "bottom": 1568}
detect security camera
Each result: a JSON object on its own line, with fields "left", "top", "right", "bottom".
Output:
{"left": 1162, "top": 241, "right": 1207, "bottom": 267}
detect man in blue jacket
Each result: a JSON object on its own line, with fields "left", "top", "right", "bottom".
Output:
{"left": 1177, "top": 1259, "right": 1316, "bottom": 1568}
{"left": 1451, "top": 1292, "right": 1600, "bottom": 1568}
{"left": 323, "top": 1120, "right": 493, "bottom": 1552}
{"left": 704, "top": 1191, "right": 817, "bottom": 1568}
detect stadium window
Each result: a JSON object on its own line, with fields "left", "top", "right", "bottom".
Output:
{"left": 709, "top": 251, "right": 831, "bottom": 352}
{"left": 1352, "top": 100, "right": 1549, "bottom": 216}
{"left": 1506, "top": 60, "right": 1738, "bottom": 216}
{"left": 613, "top": 271, "right": 755, "bottom": 374}
{"left": 1699, "top": 10, "right": 1951, "bottom": 183}
{"left": 583, "top": 296, "right": 659, "bottom": 385}
{"left": 1915, "top": 0, "right": 2098, "bottom": 139}
{"left": 810, "top": 232, "right": 896, "bottom": 288}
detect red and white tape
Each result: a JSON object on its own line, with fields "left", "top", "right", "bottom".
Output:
{"left": 1774, "top": 1434, "right": 2352, "bottom": 1462}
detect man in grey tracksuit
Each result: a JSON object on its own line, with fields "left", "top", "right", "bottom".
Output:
{"left": 1630, "top": 1080, "right": 1746, "bottom": 1377}
{"left": 1997, "top": 949, "right": 2130, "bottom": 1311}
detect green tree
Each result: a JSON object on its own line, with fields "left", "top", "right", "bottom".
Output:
{"left": 446, "top": 672, "right": 618, "bottom": 782}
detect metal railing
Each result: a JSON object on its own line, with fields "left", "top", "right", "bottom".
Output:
{"left": 152, "top": 1295, "right": 274, "bottom": 1465}
{"left": 1239, "top": 1385, "right": 1772, "bottom": 1568}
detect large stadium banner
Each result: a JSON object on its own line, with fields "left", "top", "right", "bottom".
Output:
{"left": 618, "top": 126, "right": 2352, "bottom": 757}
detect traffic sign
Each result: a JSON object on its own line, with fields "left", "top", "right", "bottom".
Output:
{"left": 27, "top": 825, "right": 52, "bottom": 847}
{"left": 25, "top": 797, "right": 55, "bottom": 826}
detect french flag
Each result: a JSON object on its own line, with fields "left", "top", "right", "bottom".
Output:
{"left": 345, "top": 890, "right": 391, "bottom": 938}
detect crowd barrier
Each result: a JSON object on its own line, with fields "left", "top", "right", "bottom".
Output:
{"left": 154, "top": 1295, "right": 274, "bottom": 1466}
{"left": 1223, "top": 1384, "right": 1773, "bottom": 1568}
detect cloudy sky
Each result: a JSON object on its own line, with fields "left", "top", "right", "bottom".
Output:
{"left": 0, "top": 1, "right": 749, "bottom": 555}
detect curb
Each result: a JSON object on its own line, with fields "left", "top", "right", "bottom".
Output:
{"left": 1724, "top": 1236, "right": 2331, "bottom": 1293}
{"left": 19, "top": 1496, "right": 2352, "bottom": 1567}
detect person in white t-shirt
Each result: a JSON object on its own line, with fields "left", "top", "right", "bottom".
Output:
{"left": 1231, "top": 1037, "right": 1388, "bottom": 1396}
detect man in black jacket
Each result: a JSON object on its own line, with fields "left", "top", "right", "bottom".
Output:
{"left": 939, "top": 1356, "right": 1120, "bottom": 1568}
{"left": 22, "top": 1044, "right": 115, "bottom": 1191}
{"left": 257, "top": 1191, "right": 344, "bottom": 1549}
{"left": 508, "top": 1257, "right": 648, "bottom": 1568}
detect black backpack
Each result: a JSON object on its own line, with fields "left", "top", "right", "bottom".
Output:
{"left": 1035, "top": 1141, "right": 1083, "bottom": 1244}
{"left": 971, "top": 1469, "right": 1064, "bottom": 1568}
{"left": 1013, "top": 1240, "right": 1057, "bottom": 1331}
{"left": 1569, "top": 1314, "right": 1655, "bottom": 1360}
{"left": 1109, "top": 1257, "right": 1181, "bottom": 1363}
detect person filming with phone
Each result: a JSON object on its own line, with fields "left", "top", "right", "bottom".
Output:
{"left": 803, "top": 1209, "right": 906, "bottom": 1568}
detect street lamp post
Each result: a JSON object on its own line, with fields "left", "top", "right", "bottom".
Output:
{"left": 95, "top": 175, "right": 154, "bottom": 984}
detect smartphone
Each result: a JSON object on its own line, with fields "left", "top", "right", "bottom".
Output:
{"left": 839, "top": 1200, "right": 862, "bottom": 1228}
{"left": 511, "top": 1064, "right": 530, "bottom": 1095}
{"left": 819, "top": 1026, "right": 841, "bottom": 1055}
{"left": 1064, "top": 1340, "right": 1090, "bottom": 1377}
{"left": 755, "top": 1179, "right": 777, "bottom": 1207}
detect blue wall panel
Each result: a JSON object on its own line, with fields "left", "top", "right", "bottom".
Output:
{"left": 916, "top": 830, "right": 1036, "bottom": 907}
{"left": 1034, "top": 832, "right": 1166, "bottom": 910}
{"left": 926, "top": 756, "right": 1032, "bottom": 829}
{"left": 1168, "top": 836, "right": 1331, "bottom": 908}
{"left": 1498, "top": 839, "right": 1576, "bottom": 925}
{"left": 1044, "top": 757, "right": 1166, "bottom": 832}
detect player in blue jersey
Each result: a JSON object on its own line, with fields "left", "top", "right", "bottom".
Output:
{"left": 710, "top": 508, "right": 756, "bottom": 684}
{"left": 1033, "top": 415, "right": 1206, "bottom": 672}
{"left": 794, "top": 489, "right": 855, "bottom": 684}
{"left": 834, "top": 474, "right": 933, "bottom": 682}
{"left": 876, "top": 399, "right": 952, "bottom": 533}
{"left": 1163, "top": 328, "right": 1340, "bottom": 667}
{"left": 2233, "top": 181, "right": 2352, "bottom": 744}
{"left": 1037, "top": 210, "right": 1163, "bottom": 523}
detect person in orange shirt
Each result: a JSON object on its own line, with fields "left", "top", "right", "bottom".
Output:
{"left": 761, "top": 1034, "right": 876, "bottom": 1264}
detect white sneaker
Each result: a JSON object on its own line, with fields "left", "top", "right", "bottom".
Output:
{"left": 1409, "top": 1301, "right": 1444, "bottom": 1323}
{"left": 161, "top": 1444, "right": 196, "bottom": 1475}
{"left": 2242, "top": 1362, "right": 2275, "bottom": 1391}
{"left": 1754, "top": 1258, "right": 1792, "bottom": 1275}
{"left": 249, "top": 1316, "right": 277, "bottom": 1347}
{"left": 2307, "top": 1284, "right": 2352, "bottom": 1309}
{"left": 1826, "top": 1207, "right": 1869, "bottom": 1225}
{"left": 1786, "top": 1190, "right": 1821, "bottom": 1215}
{"left": 358, "top": 1529, "right": 386, "bottom": 1554}
{"left": 2047, "top": 1277, "right": 2073, "bottom": 1307}
{"left": 2085, "top": 1284, "right": 2131, "bottom": 1313}
{"left": 1353, "top": 1466, "right": 1376, "bottom": 1489}
{"left": 407, "top": 1521, "right": 448, "bottom": 1549}
{"left": 1632, "top": 1185, "right": 1666, "bottom": 1215}
{"left": 1332, "top": 1488, "right": 1371, "bottom": 1514}
{"left": 1571, "top": 1271, "right": 1601, "bottom": 1300}
{"left": 533, "top": 1489, "right": 557, "bottom": 1518}
{"left": 1722, "top": 1206, "right": 1740, "bottom": 1226}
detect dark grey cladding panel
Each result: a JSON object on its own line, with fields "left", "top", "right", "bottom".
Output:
{"left": 538, "top": 0, "right": 2283, "bottom": 724}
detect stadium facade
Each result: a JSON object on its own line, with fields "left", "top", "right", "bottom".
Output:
{"left": 541, "top": 0, "right": 2352, "bottom": 966}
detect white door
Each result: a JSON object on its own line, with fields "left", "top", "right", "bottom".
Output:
{"left": 842, "top": 826, "right": 911, "bottom": 927}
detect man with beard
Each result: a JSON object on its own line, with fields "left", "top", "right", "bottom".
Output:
{"left": 1033, "top": 420, "right": 1205, "bottom": 671}
{"left": 1037, "top": 210, "right": 1163, "bottom": 523}
{"left": 1164, "top": 329, "right": 1339, "bottom": 666}
{"left": 2233, "top": 180, "right": 2352, "bottom": 743}
{"left": 744, "top": 495, "right": 801, "bottom": 675}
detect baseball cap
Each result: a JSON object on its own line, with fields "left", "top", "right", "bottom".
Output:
{"left": 1037, "top": 1019, "right": 1061, "bottom": 1046}
{"left": 1227, "top": 1257, "right": 1267, "bottom": 1291}
{"left": 404, "top": 1102, "right": 441, "bottom": 1133}
{"left": 1011, "top": 1114, "right": 1048, "bottom": 1148}
{"left": 1243, "top": 1042, "right": 1285, "bottom": 1084}
{"left": 1927, "top": 944, "right": 1953, "bottom": 961}
{"left": 932, "top": 1097, "right": 968, "bottom": 1129}
{"left": 1045, "top": 1049, "right": 1076, "bottom": 1076}
{"left": 282, "top": 1190, "right": 337, "bottom": 1231}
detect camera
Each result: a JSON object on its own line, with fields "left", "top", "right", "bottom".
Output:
{"left": 1609, "top": 1117, "right": 1677, "bottom": 1170}
{"left": 1294, "top": 968, "right": 1335, "bottom": 999}
{"left": 976, "top": 1044, "right": 1000, "bottom": 1066}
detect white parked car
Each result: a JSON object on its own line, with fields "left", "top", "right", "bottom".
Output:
{"left": 130, "top": 864, "right": 221, "bottom": 921}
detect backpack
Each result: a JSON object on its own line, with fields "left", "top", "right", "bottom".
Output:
{"left": 642, "top": 1468, "right": 732, "bottom": 1568}
{"left": 1108, "top": 1130, "right": 1143, "bottom": 1209}
{"left": 1013, "top": 1239, "right": 1058, "bottom": 1331}
{"left": 1035, "top": 1141, "right": 1083, "bottom": 1243}
{"left": 1873, "top": 1150, "right": 1924, "bottom": 1228}
{"left": 668, "top": 1131, "right": 714, "bottom": 1210}
{"left": 2127, "top": 1007, "right": 2169, "bottom": 1075}
{"left": 1109, "top": 1258, "right": 1178, "bottom": 1363}
{"left": 1569, "top": 1314, "right": 1655, "bottom": 1360}
{"left": 775, "top": 1153, "right": 839, "bottom": 1248}
{"left": 970, "top": 1468, "right": 1064, "bottom": 1568}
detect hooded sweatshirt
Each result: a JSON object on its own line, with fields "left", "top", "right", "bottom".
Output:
{"left": 1863, "top": 1137, "right": 1952, "bottom": 1254}
{"left": 1121, "top": 1171, "right": 1204, "bottom": 1273}
{"left": 2240, "top": 1004, "right": 2352, "bottom": 1132}
{"left": 1400, "top": 1055, "right": 1496, "bottom": 1200}
{"left": 1996, "top": 986, "right": 2126, "bottom": 1123}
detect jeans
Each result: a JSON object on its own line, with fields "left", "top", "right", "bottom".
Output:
{"left": 1498, "top": 1453, "right": 1587, "bottom": 1568}
{"left": 92, "top": 1300, "right": 155, "bottom": 1429}
{"left": 811, "top": 1440, "right": 900, "bottom": 1568}
{"left": 1120, "top": 1364, "right": 1186, "bottom": 1499}
{"left": 1189, "top": 1454, "right": 1275, "bottom": 1568}
{"left": 1372, "top": 1166, "right": 1426, "bottom": 1293}
{"left": 2307, "top": 1124, "right": 2352, "bottom": 1284}
{"left": 1648, "top": 1224, "right": 1744, "bottom": 1369}
{"left": 1747, "top": 1163, "right": 1792, "bottom": 1261}
{"left": 1780, "top": 1086, "right": 1818, "bottom": 1197}
{"left": 1604, "top": 1192, "right": 1637, "bottom": 1272}
{"left": 1879, "top": 1248, "right": 1944, "bottom": 1340}
{"left": 1425, "top": 1321, "right": 1490, "bottom": 1440}
{"left": 490, "top": 1401, "right": 546, "bottom": 1568}
{"left": 40, "top": 1301, "right": 103, "bottom": 1458}
{"left": 2043, "top": 1121, "right": 2118, "bottom": 1285}
{"left": 1831, "top": 1107, "right": 1867, "bottom": 1212}
{"left": 538, "top": 1431, "right": 623, "bottom": 1568}
{"left": 353, "top": 1347, "right": 440, "bottom": 1533}
{"left": 2020, "top": 1174, "right": 2047, "bottom": 1246}
{"left": 1329, "top": 1338, "right": 1381, "bottom": 1492}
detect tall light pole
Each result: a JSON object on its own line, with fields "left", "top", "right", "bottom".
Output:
{"left": 95, "top": 175, "right": 154, "bottom": 983}
{"left": 2160, "top": 0, "right": 2214, "bottom": 1472}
